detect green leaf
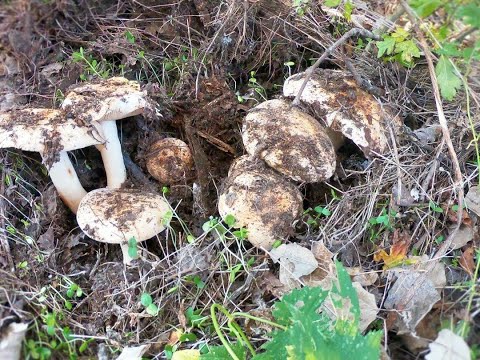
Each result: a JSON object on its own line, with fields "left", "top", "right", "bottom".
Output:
{"left": 435, "top": 55, "right": 462, "bottom": 100}
{"left": 140, "top": 293, "right": 153, "bottom": 307}
{"left": 376, "top": 36, "right": 396, "bottom": 58}
{"left": 409, "top": 0, "right": 443, "bottom": 18}
{"left": 324, "top": 0, "right": 341, "bottom": 7}
{"left": 146, "top": 303, "right": 159, "bottom": 316}
{"left": 125, "top": 30, "right": 135, "bottom": 43}
{"left": 394, "top": 39, "right": 421, "bottom": 63}
{"left": 128, "top": 237, "right": 138, "bottom": 259}
{"left": 344, "top": 0, "right": 354, "bottom": 21}
{"left": 224, "top": 214, "right": 236, "bottom": 227}
{"left": 200, "top": 343, "right": 246, "bottom": 359}
{"left": 456, "top": 3, "right": 480, "bottom": 29}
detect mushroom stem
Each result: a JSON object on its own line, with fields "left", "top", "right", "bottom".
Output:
{"left": 120, "top": 241, "right": 135, "bottom": 265}
{"left": 44, "top": 151, "right": 87, "bottom": 213}
{"left": 95, "top": 121, "right": 127, "bottom": 189}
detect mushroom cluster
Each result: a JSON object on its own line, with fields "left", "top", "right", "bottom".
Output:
{"left": 1, "top": 77, "right": 173, "bottom": 264}
{"left": 219, "top": 68, "right": 397, "bottom": 250}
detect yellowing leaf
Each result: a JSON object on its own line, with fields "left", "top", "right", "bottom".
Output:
{"left": 435, "top": 55, "right": 462, "bottom": 101}
{"left": 374, "top": 231, "right": 411, "bottom": 269}
{"left": 171, "top": 349, "right": 200, "bottom": 360}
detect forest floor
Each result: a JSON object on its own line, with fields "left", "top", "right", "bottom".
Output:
{"left": 0, "top": 0, "right": 479, "bottom": 359}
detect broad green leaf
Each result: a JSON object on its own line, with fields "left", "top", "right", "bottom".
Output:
{"left": 456, "top": 3, "right": 480, "bottom": 29}
{"left": 435, "top": 55, "right": 462, "bottom": 100}
{"left": 200, "top": 343, "right": 246, "bottom": 359}
{"left": 324, "top": 0, "right": 341, "bottom": 7}
{"left": 391, "top": 28, "right": 409, "bottom": 42}
{"left": 409, "top": 0, "right": 443, "bottom": 18}
{"left": 140, "top": 293, "right": 153, "bottom": 307}
{"left": 376, "top": 37, "right": 396, "bottom": 58}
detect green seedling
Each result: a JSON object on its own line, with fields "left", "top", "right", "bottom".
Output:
{"left": 140, "top": 293, "right": 159, "bottom": 316}
{"left": 127, "top": 237, "right": 138, "bottom": 259}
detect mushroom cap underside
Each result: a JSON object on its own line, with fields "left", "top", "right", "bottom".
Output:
{"left": 76, "top": 188, "right": 171, "bottom": 244}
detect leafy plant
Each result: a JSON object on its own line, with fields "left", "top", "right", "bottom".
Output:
{"left": 188, "top": 262, "right": 382, "bottom": 359}
{"left": 71, "top": 47, "right": 111, "bottom": 80}
{"left": 376, "top": 27, "right": 421, "bottom": 66}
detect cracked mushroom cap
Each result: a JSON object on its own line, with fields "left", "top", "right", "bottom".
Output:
{"left": 242, "top": 99, "right": 336, "bottom": 183}
{"left": 218, "top": 156, "right": 303, "bottom": 250}
{"left": 283, "top": 69, "right": 400, "bottom": 157}
{"left": 146, "top": 138, "right": 194, "bottom": 184}
{"left": 0, "top": 108, "right": 100, "bottom": 156}
{"left": 62, "top": 77, "right": 151, "bottom": 122}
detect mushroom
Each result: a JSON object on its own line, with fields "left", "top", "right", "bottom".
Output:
{"left": 76, "top": 188, "right": 171, "bottom": 264}
{"left": 0, "top": 108, "right": 104, "bottom": 212}
{"left": 62, "top": 77, "right": 152, "bottom": 189}
{"left": 146, "top": 138, "right": 194, "bottom": 184}
{"left": 218, "top": 155, "right": 303, "bottom": 250}
{"left": 242, "top": 99, "right": 336, "bottom": 183}
{"left": 283, "top": 69, "right": 400, "bottom": 157}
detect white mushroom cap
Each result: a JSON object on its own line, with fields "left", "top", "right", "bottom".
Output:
{"left": 0, "top": 108, "right": 104, "bottom": 213}
{"left": 218, "top": 156, "right": 303, "bottom": 250}
{"left": 76, "top": 188, "right": 171, "bottom": 264}
{"left": 146, "top": 138, "right": 194, "bottom": 184}
{"left": 283, "top": 69, "right": 399, "bottom": 157}
{"left": 62, "top": 77, "right": 152, "bottom": 189}
{"left": 242, "top": 99, "right": 336, "bottom": 183}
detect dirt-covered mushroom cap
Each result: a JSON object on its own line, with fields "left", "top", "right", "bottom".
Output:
{"left": 218, "top": 156, "right": 303, "bottom": 250}
{"left": 146, "top": 138, "right": 194, "bottom": 184}
{"left": 283, "top": 69, "right": 399, "bottom": 157}
{"left": 242, "top": 99, "right": 336, "bottom": 183}
{"left": 77, "top": 188, "right": 171, "bottom": 264}
{"left": 0, "top": 108, "right": 104, "bottom": 213}
{"left": 62, "top": 77, "right": 152, "bottom": 189}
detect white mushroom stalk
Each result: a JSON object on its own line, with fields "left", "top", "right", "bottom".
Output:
{"left": 0, "top": 108, "right": 102, "bottom": 213}
{"left": 62, "top": 77, "right": 152, "bottom": 189}
{"left": 76, "top": 188, "right": 171, "bottom": 264}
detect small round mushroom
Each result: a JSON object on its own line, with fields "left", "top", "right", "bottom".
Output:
{"left": 283, "top": 69, "right": 400, "bottom": 157}
{"left": 218, "top": 155, "right": 303, "bottom": 250}
{"left": 76, "top": 188, "right": 171, "bottom": 264}
{"left": 0, "top": 108, "right": 104, "bottom": 212}
{"left": 62, "top": 77, "right": 152, "bottom": 189}
{"left": 146, "top": 138, "right": 194, "bottom": 184}
{"left": 242, "top": 99, "right": 336, "bottom": 183}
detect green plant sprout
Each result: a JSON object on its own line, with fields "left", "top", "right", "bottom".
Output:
{"left": 71, "top": 47, "right": 111, "bottom": 80}
{"left": 140, "top": 292, "right": 159, "bottom": 316}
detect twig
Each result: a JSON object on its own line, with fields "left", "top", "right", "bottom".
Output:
{"left": 0, "top": 157, "right": 13, "bottom": 269}
{"left": 292, "top": 28, "right": 381, "bottom": 107}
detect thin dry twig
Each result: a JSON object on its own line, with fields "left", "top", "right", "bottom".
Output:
{"left": 292, "top": 28, "right": 381, "bottom": 106}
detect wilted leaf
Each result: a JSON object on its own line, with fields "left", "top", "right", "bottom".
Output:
{"left": 347, "top": 267, "right": 378, "bottom": 287}
{"left": 116, "top": 345, "right": 149, "bottom": 360}
{"left": 465, "top": 185, "right": 480, "bottom": 217}
{"left": 449, "top": 224, "right": 475, "bottom": 250}
{"left": 271, "top": 244, "right": 318, "bottom": 288}
{"left": 425, "top": 329, "right": 470, "bottom": 360}
{"left": 435, "top": 55, "right": 462, "bottom": 101}
{"left": 352, "top": 282, "right": 379, "bottom": 332}
{"left": 459, "top": 246, "right": 475, "bottom": 277}
{"left": 374, "top": 230, "right": 411, "bottom": 269}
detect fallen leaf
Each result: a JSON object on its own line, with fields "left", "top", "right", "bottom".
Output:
{"left": 425, "top": 329, "right": 470, "bottom": 360}
{"left": 347, "top": 267, "right": 379, "bottom": 287}
{"left": 171, "top": 349, "right": 200, "bottom": 360}
{"left": 116, "top": 345, "right": 149, "bottom": 360}
{"left": 465, "top": 186, "right": 480, "bottom": 217}
{"left": 449, "top": 224, "right": 475, "bottom": 250}
{"left": 384, "top": 270, "right": 440, "bottom": 334}
{"left": 0, "top": 322, "right": 28, "bottom": 360}
{"left": 413, "top": 125, "right": 441, "bottom": 145}
{"left": 443, "top": 204, "right": 472, "bottom": 226}
{"left": 459, "top": 246, "right": 475, "bottom": 277}
{"left": 374, "top": 230, "right": 411, "bottom": 269}
{"left": 353, "top": 282, "right": 379, "bottom": 332}
{"left": 270, "top": 243, "right": 318, "bottom": 288}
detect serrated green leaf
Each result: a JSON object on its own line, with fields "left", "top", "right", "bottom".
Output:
{"left": 409, "top": 0, "right": 443, "bottom": 18}
{"left": 435, "top": 55, "right": 462, "bottom": 100}
{"left": 376, "top": 37, "right": 396, "bottom": 58}
{"left": 394, "top": 39, "right": 421, "bottom": 63}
